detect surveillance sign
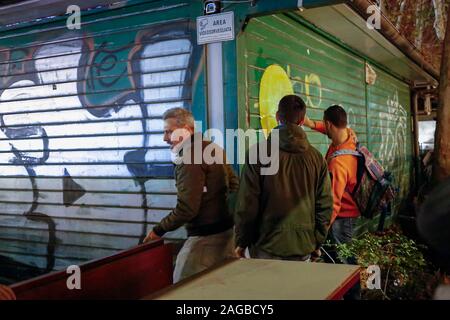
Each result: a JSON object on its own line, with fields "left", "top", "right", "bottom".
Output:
{"left": 197, "top": 11, "right": 234, "bottom": 45}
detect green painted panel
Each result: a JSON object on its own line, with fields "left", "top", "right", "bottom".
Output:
{"left": 367, "top": 66, "right": 413, "bottom": 216}
{"left": 237, "top": 13, "right": 366, "bottom": 155}
{"left": 237, "top": 13, "right": 413, "bottom": 233}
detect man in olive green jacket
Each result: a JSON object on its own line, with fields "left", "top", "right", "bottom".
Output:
{"left": 143, "top": 107, "right": 238, "bottom": 282}
{"left": 235, "top": 95, "right": 333, "bottom": 260}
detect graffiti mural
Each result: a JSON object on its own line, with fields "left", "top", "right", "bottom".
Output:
{"left": 258, "top": 65, "right": 293, "bottom": 134}
{"left": 257, "top": 63, "right": 323, "bottom": 135}
{"left": 255, "top": 63, "right": 410, "bottom": 206}
{"left": 0, "top": 20, "right": 202, "bottom": 273}
{"left": 240, "top": 14, "right": 413, "bottom": 239}
{"left": 377, "top": 91, "right": 409, "bottom": 193}
{"left": 346, "top": 107, "right": 358, "bottom": 129}
{"left": 378, "top": 91, "right": 408, "bottom": 168}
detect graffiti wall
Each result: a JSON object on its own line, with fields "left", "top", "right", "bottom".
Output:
{"left": 237, "top": 14, "right": 412, "bottom": 225}
{"left": 366, "top": 67, "right": 412, "bottom": 212}
{"left": 238, "top": 14, "right": 367, "bottom": 149}
{"left": 0, "top": 2, "right": 204, "bottom": 278}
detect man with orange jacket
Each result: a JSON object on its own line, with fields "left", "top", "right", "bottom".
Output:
{"left": 304, "top": 105, "right": 360, "bottom": 248}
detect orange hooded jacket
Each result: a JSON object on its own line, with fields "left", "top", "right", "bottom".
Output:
{"left": 313, "top": 121, "right": 360, "bottom": 224}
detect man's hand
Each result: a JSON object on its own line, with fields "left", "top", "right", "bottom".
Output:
{"left": 328, "top": 215, "right": 337, "bottom": 230}
{"left": 303, "top": 115, "right": 315, "bottom": 129}
{"left": 234, "top": 246, "right": 246, "bottom": 258}
{"left": 311, "top": 248, "right": 322, "bottom": 262}
{"left": 0, "top": 285, "right": 16, "bottom": 300}
{"left": 143, "top": 230, "right": 161, "bottom": 244}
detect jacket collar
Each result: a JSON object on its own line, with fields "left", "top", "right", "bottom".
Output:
{"left": 271, "top": 123, "right": 310, "bottom": 153}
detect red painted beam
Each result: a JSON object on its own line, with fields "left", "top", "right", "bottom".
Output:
{"left": 10, "top": 240, "right": 173, "bottom": 300}
{"left": 326, "top": 268, "right": 361, "bottom": 300}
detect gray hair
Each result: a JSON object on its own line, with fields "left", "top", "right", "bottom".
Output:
{"left": 162, "top": 107, "right": 195, "bottom": 129}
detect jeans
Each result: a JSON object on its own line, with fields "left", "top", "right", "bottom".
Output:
{"left": 173, "top": 228, "right": 234, "bottom": 283}
{"left": 329, "top": 217, "right": 357, "bottom": 265}
{"left": 328, "top": 217, "right": 360, "bottom": 300}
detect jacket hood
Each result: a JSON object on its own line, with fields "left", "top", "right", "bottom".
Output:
{"left": 333, "top": 128, "right": 358, "bottom": 151}
{"left": 270, "top": 123, "right": 310, "bottom": 153}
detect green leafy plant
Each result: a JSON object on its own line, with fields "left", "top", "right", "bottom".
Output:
{"left": 336, "top": 227, "right": 436, "bottom": 300}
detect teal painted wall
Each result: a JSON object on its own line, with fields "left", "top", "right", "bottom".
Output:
{"left": 0, "top": 0, "right": 206, "bottom": 280}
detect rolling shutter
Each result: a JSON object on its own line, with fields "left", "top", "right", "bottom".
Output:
{"left": 0, "top": 1, "right": 203, "bottom": 276}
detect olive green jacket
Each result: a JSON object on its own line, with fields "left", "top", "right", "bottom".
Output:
{"left": 235, "top": 124, "right": 333, "bottom": 257}
{"left": 153, "top": 133, "right": 239, "bottom": 237}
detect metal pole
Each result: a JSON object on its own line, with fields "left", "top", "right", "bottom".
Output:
{"left": 206, "top": 40, "right": 225, "bottom": 147}
{"left": 203, "top": 0, "right": 225, "bottom": 147}
{"left": 412, "top": 91, "right": 421, "bottom": 192}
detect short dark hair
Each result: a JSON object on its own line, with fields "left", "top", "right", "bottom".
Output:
{"left": 277, "top": 95, "right": 307, "bottom": 124}
{"left": 324, "top": 105, "right": 347, "bottom": 128}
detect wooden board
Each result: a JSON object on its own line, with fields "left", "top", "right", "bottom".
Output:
{"left": 146, "top": 259, "right": 360, "bottom": 300}
{"left": 10, "top": 239, "right": 173, "bottom": 300}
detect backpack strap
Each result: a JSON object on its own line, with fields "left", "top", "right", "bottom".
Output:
{"left": 329, "top": 149, "right": 363, "bottom": 197}
{"left": 330, "top": 149, "right": 362, "bottom": 159}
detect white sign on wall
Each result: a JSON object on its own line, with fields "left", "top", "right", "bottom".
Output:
{"left": 196, "top": 11, "right": 234, "bottom": 45}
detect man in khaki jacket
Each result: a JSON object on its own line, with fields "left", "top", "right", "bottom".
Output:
{"left": 144, "top": 108, "right": 238, "bottom": 283}
{"left": 234, "top": 95, "right": 333, "bottom": 261}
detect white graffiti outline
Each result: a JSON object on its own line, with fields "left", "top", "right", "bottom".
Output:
{"left": 378, "top": 91, "right": 408, "bottom": 170}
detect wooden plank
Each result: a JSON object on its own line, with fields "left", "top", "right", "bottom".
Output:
{"left": 10, "top": 240, "right": 173, "bottom": 300}
{"left": 146, "top": 259, "right": 360, "bottom": 300}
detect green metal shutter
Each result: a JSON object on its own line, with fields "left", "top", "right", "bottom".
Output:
{"left": 366, "top": 66, "right": 412, "bottom": 215}
{"left": 237, "top": 14, "right": 413, "bottom": 228}
{"left": 0, "top": 1, "right": 204, "bottom": 276}
{"left": 237, "top": 14, "right": 367, "bottom": 154}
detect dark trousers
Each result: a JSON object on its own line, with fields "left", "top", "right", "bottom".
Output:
{"left": 329, "top": 217, "right": 357, "bottom": 264}
{"left": 327, "top": 217, "right": 361, "bottom": 300}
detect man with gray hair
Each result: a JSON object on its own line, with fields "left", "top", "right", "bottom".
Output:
{"left": 143, "top": 107, "right": 239, "bottom": 283}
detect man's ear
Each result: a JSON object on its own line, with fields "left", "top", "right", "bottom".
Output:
{"left": 275, "top": 111, "right": 280, "bottom": 123}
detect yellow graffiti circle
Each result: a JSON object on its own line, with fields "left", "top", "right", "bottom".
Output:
{"left": 259, "top": 64, "right": 294, "bottom": 136}
{"left": 305, "top": 73, "right": 322, "bottom": 109}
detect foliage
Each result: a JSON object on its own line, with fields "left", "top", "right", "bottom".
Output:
{"left": 336, "top": 227, "right": 440, "bottom": 299}
{"left": 379, "top": 0, "right": 450, "bottom": 71}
